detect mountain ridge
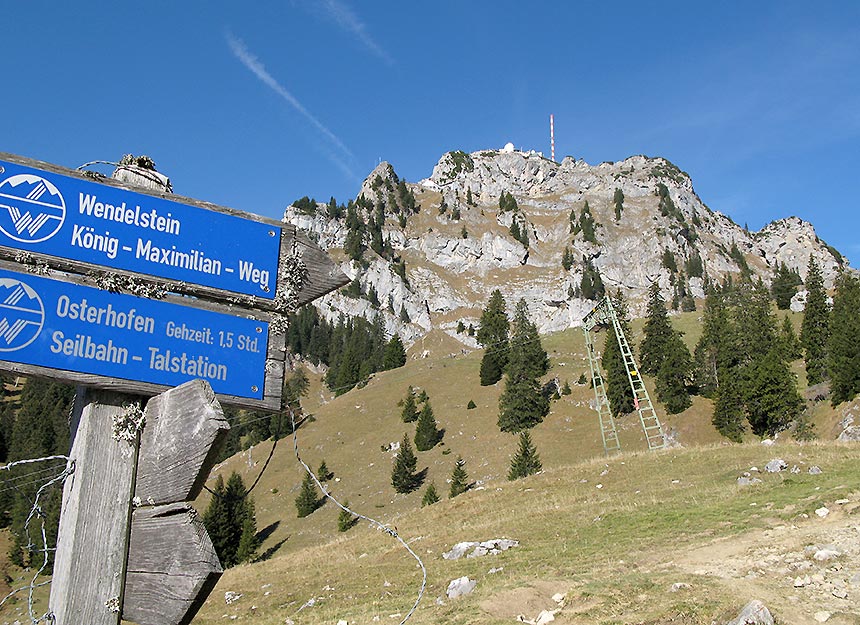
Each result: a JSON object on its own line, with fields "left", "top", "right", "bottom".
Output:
{"left": 284, "top": 148, "right": 846, "bottom": 348}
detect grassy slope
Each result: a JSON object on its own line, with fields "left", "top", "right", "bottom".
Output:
{"left": 185, "top": 311, "right": 857, "bottom": 624}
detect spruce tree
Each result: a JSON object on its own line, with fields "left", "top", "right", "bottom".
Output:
{"left": 203, "top": 472, "right": 257, "bottom": 567}
{"left": 640, "top": 282, "right": 674, "bottom": 375}
{"left": 561, "top": 246, "right": 574, "bottom": 271}
{"left": 507, "top": 431, "right": 542, "bottom": 480}
{"left": 602, "top": 291, "right": 635, "bottom": 416}
{"left": 744, "top": 346, "right": 803, "bottom": 436}
{"left": 391, "top": 433, "right": 420, "bottom": 493}
{"left": 421, "top": 483, "right": 440, "bottom": 507}
{"left": 414, "top": 400, "right": 442, "bottom": 451}
{"left": 400, "top": 387, "right": 419, "bottom": 423}
{"left": 235, "top": 505, "right": 259, "bottom": 564}
{"left": 828, "top": 271, "right": 860, "bottom": 405}
{"left": 801, "top": 256, "right": 830, "bottom": 385}
{"left": 779, "top": 316, "right": 803, "bottom": 361}
{"left": 382, "top": 335, "right": 407, "bottom": 370}
{"left": 655, "top": 332, "right": 693, "bottom": 414}
{"left": 712, "top": 375, "right": 746, "bottom": 442}
{"left": 498, "top": 300, "right": 550, "bottom": 432}
{"left": 295, "top": 472, "right": 322, "bottom": 518}
{"left": 337, "top": 501, "right": 358, "bottom": 532}
{"left": 771, "top": 262, "right": 802, "bottom": 309}
{"left": 613, "top": 188, "right": 624, "bottom": 221}
{"left": 317, "top": 460, "right": 333, "bottom": 482}
{"left": 477, "top": 290, "right": 510, "bottom": 385}
{"left": 449, "top": 457, "right": 469, "bottom": 498}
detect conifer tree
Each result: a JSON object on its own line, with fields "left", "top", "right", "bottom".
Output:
{"left": 337, "top": 501, "right": 358, "bottom": 532}
{"left": 235, "top": 505, "right": 259, "bottom": 564}
{"left": 640, "top": 282, "right": 674, "bottom": 375}
{"left": 561, "top": 246, "right": 574, "bottom": 271}
{"left": 203, "top": 472, "right": 258, "bottom": 566}
{"left": 745, "top": 345, "right": 804, "bottom": 436}
{"left": 655, "top": 331, "right": 693, "bottom": 413}
{"left": 613, "top": 188, "right": 624, "bottom": 221}
{"left": 391, "top": 433, "right": 421, "bottom": 493}
{"left": 295, "top": 472, "right": 322, "bottom": 518}
{"left": 317, "top": 460, "right": 333, "bottom": 482}
{"left": 771, "top": 262, "right": 802, "bottom": 309}
{"left": 828, "top": 271, "right": 860, "bottom": 405}
{"left": 498, "top": 300, "right": 550, "bottom": 432}
{"left": 779, "top": 316, "right": 803, "bottom": 361}
{"left": 421, "top": 482, "right": 440, "bottom": 507}
{"left": 400, "top": 387, "right": 419, "bottom": 423}
{"left": 507, "top": 431, "right": 542, "bottom": 480}
{"left": 477, "top": 290, "right": 510, "bottom": 385}
{"left": 414, "top": 400, "right": 443, "bottom": 451}
{"left": 712, "top": 374, "right": 746, "bottom": 442}
{"left": 602, "top": 291, "right": 635, "bottom": 416}
{"left": 801, "top": 256, "right": 830, "bottom": 385}
{"left": 382, "top": 335, "right": 407, "bottom": 370}
{"left": 449, "top": 456, "right": 469, "bottom": 498}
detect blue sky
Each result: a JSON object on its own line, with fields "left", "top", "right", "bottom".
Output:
{"left": 3, "top": 1, "right": 859, "bottom": 265}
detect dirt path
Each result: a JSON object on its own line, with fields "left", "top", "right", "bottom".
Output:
{"left": 667, "top": 498, "right": 860, "bottom": 624}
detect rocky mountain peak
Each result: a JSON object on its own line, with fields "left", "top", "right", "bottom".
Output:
{"left": 284, "top": 148, "right": 848, "bottom": 350}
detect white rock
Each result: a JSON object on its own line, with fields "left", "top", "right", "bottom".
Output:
{"left": 764, "top": 458, "right": 787, "bottom": 473}
{"left": 670, "top": 582, "right": 691, "bottom": 592}
{"left": 793, "top": 575, "right": 811, "bottom": 587}
{"left": 760, "top": 439, "right": 774, "bottom": 446}
{"left": 815, "top": 506, "right": 830, "bottom": 518}
{"left": 814, "top": 611, "right": 831, "bottom": 622}
{"left": 808, "top": 465, "right": 823, "bottom": 475}
{"left": 446, "top": 576, "right": 477, "bottom": 599}
{"left": 726, "top": 599, "right": 774, "bottom": 625}
{"left": 224, "top": 591, "right": 242, "bottom": 605}
{"left": 337, "top": 621, "right": 348, "bottom": 625}
{"left": 535, "top": 609, "right": 557, "bottom": 625}
{"left": 551, "top": 593, "right": 566, "bottom": 604}
{"left": 813, "top": 547, "right": 842, "bottom": 561}
{"left": 442, "top": 541, "right": 479, "bottom": 560}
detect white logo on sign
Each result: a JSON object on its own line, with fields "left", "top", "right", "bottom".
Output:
{"left": 0, "top": 278, "right": 45, "bottom": 352}
{"left": 0, "top": 174, "right": 66, "bottom": 243}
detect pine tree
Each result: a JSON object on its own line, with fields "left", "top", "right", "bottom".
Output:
{"left": 466, "top": 188, "right": 474, "bottom": 206}
{"left": 391, "top": 433, "right": 421, "bottom": 493}
{"left": 498, "top": 300, "right": 550, "bottom": 432}
{"left": 712, "top": 375, "right": 746, "bottom": 442}
{"left": 449, "top": 457, "right": 469, "bottom": 498}
{"left": 337, "top": 501, "right": 358, "bottom": 532}
{"left": 295, "top": 472, "right": 322, "bottom": 518}
{"left": 744, "top": 346, "right": 804, "bottom": 436}
{"left": 507, "top": 431, "right": 542, "bottom": 480}
{"left": 828, "top": 271, "right": 860, "bottom": 405}
{"left": 317, "top": 460, "right": 333, "bottom": 482}
{"left": 771, "top": 262, "right": 802, "bottom": 309}
{"left": 421, "top": 483, "right": 440, "bottom": 507}
{"left": 203, "top": 472, "right": 257, "bottom": 567}
{"left": 640, "top": 282, "right": 674, "bottom": 375}
{"left": 477, "top": 290, "right": 510, "bottom": 385}
{"left": 561, "top": 246, "right": 574, "bottom": 271}
{"left": 382, "top": 335, "right": 407, "bottom": 370}
{"left": 655, "top": 332, "right": 693, "bottom": 414}
{"left": 801, "top": 256, "right": 830, "bottom": 385}
{"left": 779, "top": 316, "right": 803, "bottom": 361}
{"left": 235, "top": 504, "right": 259, "bottom": 564}
{"left": 414, "top": 400, "right": 442, "bottom": 451}
{"left": 613, "top": 188, "right": 624, "bottom": 221}
{"left": 401, "top": 387, "right": 419, "bottom": 422}
{"left": 602, "top": 291, "right": 635, "bottom": 416}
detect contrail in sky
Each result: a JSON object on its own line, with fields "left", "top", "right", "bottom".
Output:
{"left": 226, "top": 32, "right": 356, "bottom": 166}
{"left": 319, "top": 0, "right": 394, "bottom": 65}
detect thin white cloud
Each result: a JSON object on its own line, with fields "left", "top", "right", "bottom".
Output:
{"left": 319, "top": 0, "right": 393, "bottom": 65}
{"left": 226, "top": 32, "right": 356, "bottom": 169}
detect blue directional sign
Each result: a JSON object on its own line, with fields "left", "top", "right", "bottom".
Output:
{"left": 0, "top": 268, "right": 268, "bottom": 400}
{"left": 0, "top": 157, "right": 281, "bottom": 299}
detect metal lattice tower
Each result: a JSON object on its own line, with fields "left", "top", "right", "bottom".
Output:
{"left": 582, "top": 296, "right": 666, "bottom": 455}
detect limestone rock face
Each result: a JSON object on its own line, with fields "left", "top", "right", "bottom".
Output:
{"left": 283, "top": 148, "right": 850, "bottom": 348}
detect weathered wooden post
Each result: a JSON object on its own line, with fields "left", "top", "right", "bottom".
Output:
{"left": 0, "top": 152, "right": 347, "bottom": 624}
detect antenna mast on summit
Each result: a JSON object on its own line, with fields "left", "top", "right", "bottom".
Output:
{"left": 549, "top": 114, "right": 555, "bottom": 162}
